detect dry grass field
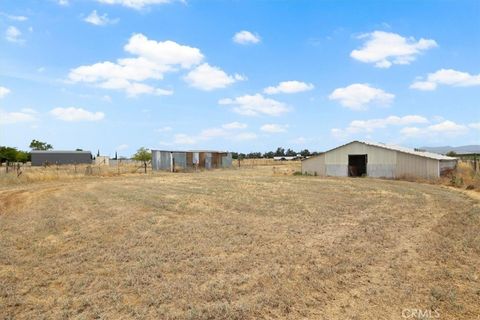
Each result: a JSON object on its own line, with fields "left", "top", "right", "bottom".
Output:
{"left": 1, "top": 166, "right": 479, "bottom": 319}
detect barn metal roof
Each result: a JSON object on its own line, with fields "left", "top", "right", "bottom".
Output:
{"left": 332, "top": 141, "right": 457, "bottom": 161}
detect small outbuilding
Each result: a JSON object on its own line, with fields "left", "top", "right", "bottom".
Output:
{"left": 151, "top": 150, "right": 232, "bottom": 171}
{"left": 302, "top": 141, "right": 457, "bottom": 179}
{"left": 31, "top": 150, "right": 92, "bottom": 166}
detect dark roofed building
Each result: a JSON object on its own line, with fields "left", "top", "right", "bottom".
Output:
{"left": 31, "top": 150, "right": 92, "bottom": 166}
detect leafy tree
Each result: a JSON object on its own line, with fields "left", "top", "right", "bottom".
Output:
{"left": 16, "top": 150, "right": 30, "bottom": 163}
{"left": 0, "top": 147, "right": 18, "bottom": 163}
{"left": 446, "top": 151, "right": 457, "bottom": 157}
{"left": 29, "top": 139, "right": 53, "bottom": 150}
{"left": 263, "top": 151, "right": 275, "bottom": 158}
{"left": 133, "top": 147, "right": 151, "bottom": 173}
{"left": 0, "top": 147, "right": 30, "bottom": 163}
{"left": 285, "top": 148, "right": 297, "bottom": 156}
{"left": 76, "top": 148, "right": 83, "bottom": 151}
{"left": 300, "top": 149, "right": 311, "bottom": 157}
{"left": 247, "top": 152, "right": 262, "bottom": 159}
{"left": 133, "top": 147, "right": 152, "bottom": 162}
{"left": 274, "top": 147, "right": 285, "bottom": 157}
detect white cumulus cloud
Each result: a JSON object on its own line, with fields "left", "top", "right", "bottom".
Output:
{"left": 260, "top": 123, "right": 288, "bottom": 133}
{"left": 0, "top": 108, "right": 37, "bottom": 124}
{"left": 173, "top": 121, "right": 254, "bottom": 145}
{"left": 264, "top": 80, "right": 314, "bottom": 94}
{"left": 219, "top": 94, "right": 289, "bottom": 116}
{"left": 331, "top": 115, "right": 429, "bottom": 139}
{"left": 329, "top": 83, "right": 394, "bottom": 110}
{"left": 222, "top": 122, "right": 247, "bottom": 129}
{"left": 97, "top": 0, "right": 177, "bottom": 10}
{"left": 84, "top": 10, "right": 118, "bottom": 26}
{"left": 116, "top": 144, "right": 129, "bottom": 151}
{"left": 0, "top": 86, "right": 11, "bottom": 98}
{"left": 184, "top": 63, "right": 242, "bottom": 91}
{"left": 469, "top": 122, "right": 480, "bottom": 130}
{"left": 410, "top": 69, "right": 480, "bottom": 91}
{"left": 0, "top": 13, "right": 28, "bottom": 21}
{"left": 50, "top": 107, "right": 105, "bottom": 121}
{"left": 350, "top": 31, "right": 437, "bottom": 68}
{"left": 5, "top": 26, "right": 23, "bottom": 43}
{"left": 69, "top": 33, "right": 203, "bottom": 96}
{"left": 233, "top": 30, "right": 261, "bottom": 45}
{"left": 155, "top": 126, "right": 172, "bottom": 132}
{"left": 400, "top": 120, "right": 469, "bottom": 138}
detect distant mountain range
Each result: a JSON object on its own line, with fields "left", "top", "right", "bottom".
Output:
{"left": 420, "top": 145, "right": 480, "bottom": 154}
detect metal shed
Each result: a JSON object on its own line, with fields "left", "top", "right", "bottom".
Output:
{"left": 301, "top": 141, "right": 457, "bottom": 179}
{"left": 31, "top": 150, "right": 92, "bottom": 166}
{"left": 151, "top": 150, "right": 232, "bottom": 171}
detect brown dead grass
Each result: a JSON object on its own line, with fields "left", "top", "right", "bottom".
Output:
{"left": 0, "top": 166, "right": 479, "bottom": 319}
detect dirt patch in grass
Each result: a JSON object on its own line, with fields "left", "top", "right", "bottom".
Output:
{"left": 0, "top": 168, "right": 479, "bottom": 319}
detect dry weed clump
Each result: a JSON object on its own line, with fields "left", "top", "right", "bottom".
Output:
{"left": 443, "top": 162, "right": 480, "bottom": 191}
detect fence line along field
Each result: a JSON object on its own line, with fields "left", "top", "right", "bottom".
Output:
{"left": 1, "top": 165, "right": 479, "bottom": 319}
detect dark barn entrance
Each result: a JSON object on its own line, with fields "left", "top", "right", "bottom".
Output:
{"left": 348, "top": 154, "right": 367, "bottom": 177}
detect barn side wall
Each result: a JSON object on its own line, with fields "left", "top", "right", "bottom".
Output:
{"left": 221, "top": 153, "right": 232, "bottom": 168}
{"left": 152, "top": 151, "right": 171, "bottom": 170}
{"left": 31, "top": 153, "right": 92, "bottom": 166}
{"left": 395, "top": 152, "right": 439, "bottom": 179}
{"left": 301, "top": 154, "right": 325, "bottom": 176}
{"left": 324, "top": 142, "right": 397, "bottom": 178}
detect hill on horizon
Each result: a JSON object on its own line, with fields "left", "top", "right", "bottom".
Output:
{"left": 420, "top": 145, "right": 480, "bottom": 154}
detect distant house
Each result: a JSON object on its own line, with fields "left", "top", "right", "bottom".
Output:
{"left": 31, "top": 150, "right": 92, "bottom": 166}
{"left": 302, "top": 141, "right": 457, "bottom": 179}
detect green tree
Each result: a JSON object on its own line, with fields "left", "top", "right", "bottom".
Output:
{"left": 446, "top": 151, "right": 457, "bottom": 157}
{"left": 274, "top": 147, "right": 285, "bottom": 157}
{"left": 16, "top": 150, "right": 30, "bottom": 163}
{"left": 285, "top": 148, "right": 297, "bottom": 156}
{"left": 0, "top": 147, "right": 18, "bottom": 163}
{"left": 247, "top": 152, "right": 262, "bottom": 159}
{"left": 133, "top": 147, "right": 152, "bottom": 162}
{"left": 29, "top": 139, "right": 53, "bottom": 150}
{"left": 263, "top": 151, "right": 275, "bottom": 158}
{"left": 133, "top": 147, "right": 151, "bottom": 174}
{"left": 300, "top": 149, "right": 311, "bottom": 157}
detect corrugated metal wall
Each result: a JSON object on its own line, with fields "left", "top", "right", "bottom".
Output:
{"left": 396, "top": 152, "right": 439, "bottom": 179}
{"left": 301, "top": 154, "right": 325, "bottom": 175}
{"left": 152, "top": 151, "right": 232, "bottom": 171}
{"left": 152, "top": 151, "right": 171, "bottom": 170}
{"left": 31, "top": 152, "right": 92, "bottom": 166}
{"left": 172, "top": 152, "right": 186, "bottom": 169}
{"left": 221, "top": 153, "right": 232, "bottom": 168}
{"left": 324, "top": 142, "right": 397, "bottom": 178}
{"left": 300, "top": 141, "right": 450, "bottom": 179}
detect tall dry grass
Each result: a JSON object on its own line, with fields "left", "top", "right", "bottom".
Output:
{"left": 0, "top": 163, "right": 150, "bottom": 185}
{"left": 443, "top": 162, "right": 480, "bottom": 190}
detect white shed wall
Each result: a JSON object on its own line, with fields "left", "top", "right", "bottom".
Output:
{"left": 396, "top": 152, "right": 439, "bottom": 179}
{"left": 324, "top": 141, "right": 397, "bottom": 178}
{"left": 301, "top": 154, "right": 325, "bottom": 175}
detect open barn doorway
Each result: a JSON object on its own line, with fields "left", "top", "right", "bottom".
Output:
{"left": 348, "top": 154, "right": 367, "bottom": 177}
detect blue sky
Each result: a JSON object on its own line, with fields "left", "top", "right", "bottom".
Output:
{"left": 0, "top": 0, "right": 479, "bottom": 156}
